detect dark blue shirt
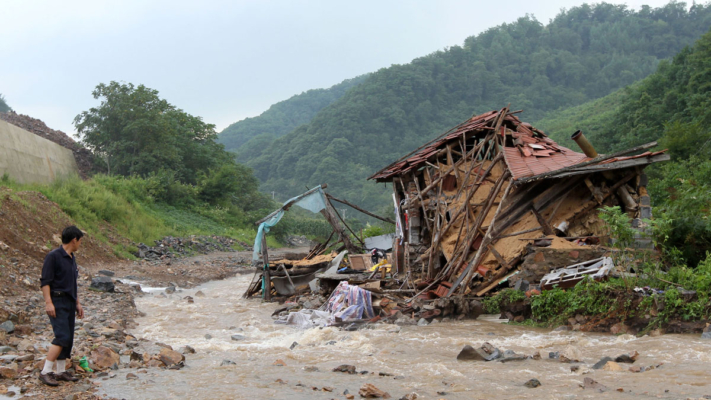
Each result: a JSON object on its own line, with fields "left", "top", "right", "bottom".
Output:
{"left": 40, "top": 247, "right": 78, "bottom": 301}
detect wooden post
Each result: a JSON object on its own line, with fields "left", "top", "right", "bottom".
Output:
{"left": 321, "top": 199, "right": 360, "bottom": 255}
{"left": 261, "top": 235, "right": 271, "bottom": 301}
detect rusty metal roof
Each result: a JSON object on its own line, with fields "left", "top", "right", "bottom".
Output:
{"left": 368, "top": 110, "right": 668, "bottom": 182}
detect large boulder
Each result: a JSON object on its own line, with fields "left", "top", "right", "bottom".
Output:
{"left": 158, "top": 348, "right": 184, "bottom": 366}
{"left": 702, "top": 324, "right": 711, "bottom": 339}
{"left": 90, "top": 346, "right": 120, "bottom": 370}
{"left": 90, "top": 277, "right": 115, "bottom": 293}
{"left": 456, "top": 343, "right": 500, "bottom": 361}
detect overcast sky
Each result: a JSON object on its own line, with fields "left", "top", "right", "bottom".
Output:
{"left": 1, "top": 0, "right": 674, "bottom": 137}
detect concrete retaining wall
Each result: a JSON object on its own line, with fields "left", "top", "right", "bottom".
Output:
{"left": 0, "top": 119, "right": 79, "bottom": 184}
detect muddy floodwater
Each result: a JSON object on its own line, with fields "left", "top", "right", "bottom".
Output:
{"left": 97, "top": 274, "right": 711, "bottom": 399}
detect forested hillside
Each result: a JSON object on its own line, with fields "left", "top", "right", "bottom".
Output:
{"left": 0, "top": 93, "right": 10, "bottom": 112}
{"left": 218, "top": 75, "right": 368, "bottom": 159}
{"left": 538, "top": 28, "right": 711, "bottom": 265}
{"left": 237, "top": 2, "right": 711, "bottom": 214}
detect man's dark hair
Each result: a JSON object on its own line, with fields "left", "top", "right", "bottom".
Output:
{"left": 61, "top": 226, "right": 84, "bottom": 244}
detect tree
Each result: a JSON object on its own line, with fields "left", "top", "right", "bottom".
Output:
{"left": 74, "top": 82, "right": 231, "bottom": 184}
{"left": 0, "top": 93, "right": 10, "bottom": 113}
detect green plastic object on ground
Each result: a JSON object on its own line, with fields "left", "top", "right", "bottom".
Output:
{"left": 79, "top": 356, "right": 93, "bottom": 372}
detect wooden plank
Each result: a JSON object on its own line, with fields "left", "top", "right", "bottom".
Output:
{"left": 321, "top": 199, "right": 360, "bottom": 255}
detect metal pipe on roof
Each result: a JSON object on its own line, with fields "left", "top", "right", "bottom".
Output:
{"left": 571, "top": 130, "right": 598, "bottom": 158}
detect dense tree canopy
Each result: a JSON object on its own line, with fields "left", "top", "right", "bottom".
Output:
{"left": 0, "top": 93, "right": 10, "bottom": 113}
{"left": 539, "top": 27, "right": 711, "bottom": 266}
{"left": 75, "top": 82, "right": 233, "bottom": 184}
{"left": 74, "top": 82, "right": 267, "bottom": 210}
{"left": 232, "top": 2, "right": 711, "bottom": 214}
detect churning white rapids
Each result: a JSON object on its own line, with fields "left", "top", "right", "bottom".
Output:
{"left": 96, "top": 273, "right": 711, "bottom": 399}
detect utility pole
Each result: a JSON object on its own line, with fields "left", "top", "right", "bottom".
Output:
{"left": 272, "top": 191, "right": 275, "bottom": 199}
{"left": 341, "top": 208, "right": 347, "bottom": 221}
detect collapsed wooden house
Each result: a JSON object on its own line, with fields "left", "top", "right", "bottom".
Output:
{"left": 369, "top": 107, "right": 669, "bottom": 298}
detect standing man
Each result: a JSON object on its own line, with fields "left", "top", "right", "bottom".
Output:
{"left": 39, "top": 226, "right": 85, "bottom": 386}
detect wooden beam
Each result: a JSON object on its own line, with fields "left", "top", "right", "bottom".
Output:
{"left": 321, "top": 198, "right": 360, "bottom": 255}
{"left": 495, "top": 226, "right": 542, "bottom": 240}
{"left": 261, "top": 235, "right": 271, "bottom": 301}
{"left": 584, "top": 178, "right": 604, "bottom": 204}
{"left": 326, "top": 194, "right": 395, "bottom": 224}
{"left": 449, "top": 179, "right": 514, "bottom": 296}
{"left": 531, "top": 207, "right": 555, "bottom": 236}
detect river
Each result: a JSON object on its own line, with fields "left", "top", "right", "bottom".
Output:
{"left": 96, "top": 273, "right": 711, "bottom": 399}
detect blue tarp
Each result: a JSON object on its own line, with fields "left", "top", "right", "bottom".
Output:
{"left": 252, "top": 186, "right": 327, "bottom": 261}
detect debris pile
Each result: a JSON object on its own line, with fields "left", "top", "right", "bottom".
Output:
{"left": 0, "top": 111, "right": 96, "bottom": 178}
{"left": 135, "top": 235, "right": 246, "bottom": 261}
{"left": 368, "top": 107, "right": 668, "bottom": 299}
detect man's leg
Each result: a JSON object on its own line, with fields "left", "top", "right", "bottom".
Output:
{"left": 42, "top": 345, "right": 62, "bottom": 372}
{"left": 55, "top": 300, "right": 78, "bottom": 382}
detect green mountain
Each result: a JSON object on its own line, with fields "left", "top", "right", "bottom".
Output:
{"left": 538, "top": 27, "right": 711, "bottom": 264}
{"left": 0, "top": 93, "right": 10, "bottom": 113}
{"left": 218, "top": 75, "right": 368, "bottom": 159}
{"left": 235, "top": 2, "right": 711, "bottom": 214}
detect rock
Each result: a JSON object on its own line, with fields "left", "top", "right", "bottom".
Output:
{"left": 126, "top": 373, "right": 138, "bottom": 380}
{"left": 204, "top": 334, "right": 212, "bottom": 339}
{"left": 417, "top": 318, "right": 428, "bottom": 326}
{"left": 603, "top": 361, "right": 623, "bottom": 372}
{"left": 592, "top": 356, "right": 613, "bottom": 370}
{"left": 273, "top": 359, "right": 286, "bottom": 367}
{"left": 0, "top": 346, "right": 12, "bottom": 354}
{"left": 0, "top": 321, "right": 14, "bottom": 333}
{"left": 231, "top": 334, "right": 246, "bottom": 341}
{"left": 581, "top": 377, "right": 608, "bottom": 392}
{"left": 524, "top": 378, "right": 541, "bottom": 388}
{"left": 194, "top": 291, "right": 205, "bottom": 297}
{"left": 98, "top": 270, "right": 115, "bottom": 277}
{"left": 614, "top": 351, "right": 638, "bottom": 363}
{"left": 702, "top": 324, "right": 711, "bottom": 339}
{"left": 359, "top": 383, "right": 390, "bottom": 399}
{"left": 64, "top": 395, "right": 76, "bottom": 400}
{"left": 513, "top": 315, "right": 525, "bottom": 323}
{"left": 610, "top": 322, "right": 629, "bottom": 335}
{"left": 289, "top": 341, "right": 298, "bottom": 350}
{"left": 130, "top": 351, "right": 144, "bottom": 362}
{"left": 220, "top": 360, "right": 236, "bottom": 366}
{"left": 12, "top": 325, "right": 30, "bottom": 335}
{"left": 16, "top": 339, "right": 34, "bottom": 352}
{"left": 90, "top": 346, "right": 120, "bottom": 370}
{"left": 457, "top": 342, "right": 500, "bottom": 361}
{"left": 500, "top": 352, "right": 528, "bottom": 363}
{"left": 179, "top": 345, "right": 196, "bottom": 354}
{"left": 560, "top": 345, "right": 581, "bottom": 363}
{"left": 548, "top": 351, "right": 559, "bottom": 359}
{"left": 0, "top": 366, "right": 17, "bottom": 379}
{"left": 90, "top": 277, "right": 115, "bottom": 292}
{"left": 0, "top": 355, "right": 17, "bottom": 362}
{"left": 159, "top": 348, "right": 184, "bottom": 366}
{"left": 304, "top": 366, "right": 319, "bottom": 372}
{"left": 629, "top": 365, "right": 643, "bottom": 373}
{"left": 554, "top": 325, "right": 570, "bottom": 331}
{"left": 165, "top": 286, "right": 176, "bottom": 294}
{"left": 333, "top": 364, "right": 357, "bottom": 374}
{"left": 649, "top": 328, "right": 663, "bottom": 337}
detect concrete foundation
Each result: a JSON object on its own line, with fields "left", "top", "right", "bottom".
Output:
{"left": 0, "top": 120, "right": 79, "bottom": 184}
